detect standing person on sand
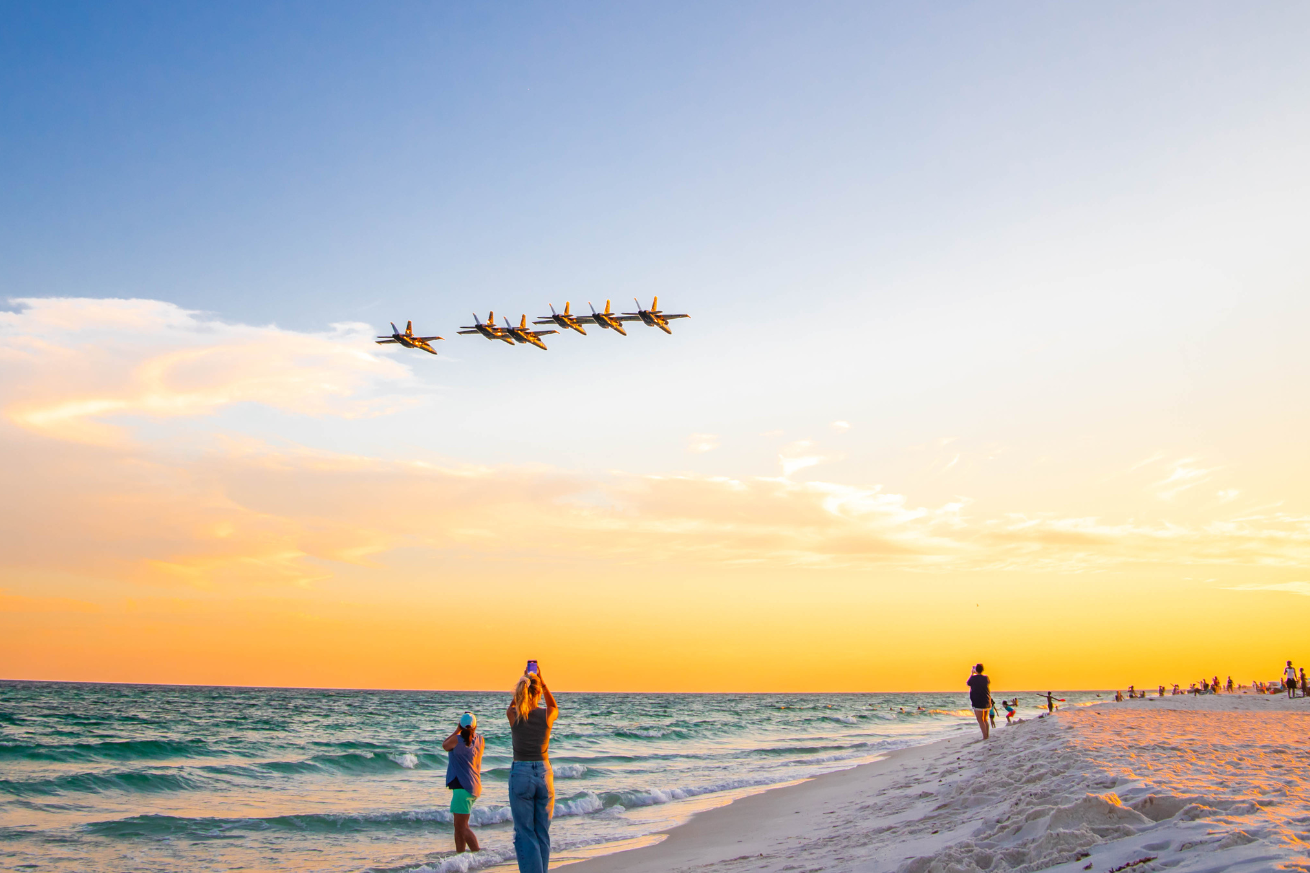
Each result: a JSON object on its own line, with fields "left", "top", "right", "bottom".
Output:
{"left": 508, "top": 668, "right": 558, "bottom": 873}
{"left": 1043, "top": 691, "right": 1063, "bottom": 714}
{"left": 1299, "top": 668, "right": 1307, "bottom": 699}
{"left": 442, "top": 712, "right": 484, "bottom": 854}
{"left": 1285, "top": 661, "right": 1298, "bottom": 700}
{"left": 967, "top": 664, "right": 991, "bottom": 740}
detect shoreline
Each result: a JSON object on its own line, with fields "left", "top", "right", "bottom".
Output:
{"left": 558, "top": 694, "right": 1310, "bottom": 873}
{"left": 559, "top": 735, "right": 970, "bottom": 873}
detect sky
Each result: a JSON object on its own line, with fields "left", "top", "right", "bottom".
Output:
{"left": 2, "top": 2, "right": 1308, "bottom": 692}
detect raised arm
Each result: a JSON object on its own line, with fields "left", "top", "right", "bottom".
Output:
{"left": 441, "top": 728, "right": 462, "bottom": 752}
{"left": 539, "top": 673, "right": 559, "bottom": 723}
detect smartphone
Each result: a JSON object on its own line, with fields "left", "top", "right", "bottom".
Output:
{"left": 526, "top": 660, "right": 539, "bottom": 675}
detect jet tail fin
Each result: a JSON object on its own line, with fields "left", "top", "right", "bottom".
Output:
{"left": 604, "top": 299, "right": 612, "bottom": 313}
{"left": 563, "top": 301, "right": 571, "bottom": 316}
{"left": 406, "top": 320, "right": 413, "bottom": 335}
{"left": 652, "top": 296, "right": 658, "bottom": 311}
{"left": 519, "top": 314, "right": 527, "bottom": 329}
{"left": 391, "top": 322, "right": 399, "bottom": 335}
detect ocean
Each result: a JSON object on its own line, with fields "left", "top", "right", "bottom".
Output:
{"left": 0, "top": 681, "right": 1106, "bottom": 872}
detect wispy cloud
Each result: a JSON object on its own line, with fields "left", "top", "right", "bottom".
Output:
{"left": 2, "top": 298, "right": 414, "bottom": 445}
{"left": 687, "top": 433, "right": 719, "bottom": 453}
{"left": 1154, "top": 458, "right": 1220, "bottom": 500}
{"left": 779, "top": 440, "right": 828, "bottom": 477}
{"left": 829, "top": 420, "right": 851, "bottom": 433}
{"left": 1223, "top": 582, "right": 1310, "bottom": 597}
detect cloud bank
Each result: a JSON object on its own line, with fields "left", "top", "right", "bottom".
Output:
{"left": 2, "top": 298, "right": 1307, "bottom": 597}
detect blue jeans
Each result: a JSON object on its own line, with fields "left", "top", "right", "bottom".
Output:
{"left": 509, "top": 761, "right": 554, "bottom": 873}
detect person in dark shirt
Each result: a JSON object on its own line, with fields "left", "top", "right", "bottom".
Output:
{"left": 967, "top": 663, "right": 991, "bottom": 740}
{"left": 507, "top": 668, "right": 558, "bottom": 873}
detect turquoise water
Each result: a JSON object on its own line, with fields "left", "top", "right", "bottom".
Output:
{"left": 0, "top": 682, "right": 1106, "bottom": 872}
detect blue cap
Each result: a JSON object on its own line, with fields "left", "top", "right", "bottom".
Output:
{"left": 459, "top": 712, "right": 476, "bottom": 729}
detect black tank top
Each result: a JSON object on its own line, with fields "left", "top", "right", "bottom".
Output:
{"left": 511, "top": 707, "right": 551, "bottom": 761}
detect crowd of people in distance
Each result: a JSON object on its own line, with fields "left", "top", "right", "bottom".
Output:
{"left": 1112, "top": 660, "right": 1309, "bottom": 701}
{"left": 967, "top": 658, "right": 1309, "bottom": 740}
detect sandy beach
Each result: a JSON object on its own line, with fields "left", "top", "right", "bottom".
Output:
{"left": 565, "top": 694, "right": 1310, "bottom": 873}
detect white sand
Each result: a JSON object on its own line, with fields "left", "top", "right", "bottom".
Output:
{"left": 563, "top": 694, "right": 1310, "bottom": 873}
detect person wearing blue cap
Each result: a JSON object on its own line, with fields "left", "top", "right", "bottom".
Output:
{"left": 442, "top": 711, "right": 484, "bottom": 853}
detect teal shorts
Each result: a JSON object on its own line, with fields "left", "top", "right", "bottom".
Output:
{"left": 450, "top": 788, "right": 477, "bottom": 815}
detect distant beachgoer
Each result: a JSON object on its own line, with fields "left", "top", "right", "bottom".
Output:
{"left": 1002, "top": 698, "right": 1017, "bottom": 725}
{"left": 1114, "top": 690, "right": 1123, "bottom": 702}
{"left": 442, "top": 712, "right": 484, "bottom": 854}
{"left": 967, "top": 664, "right": 991, "bottom": 739}
{"left": 1300, "top": 668, "right": 1307, "bottom": 699}
{"left": 1226, "top": 676, "right": 1234, "bottom": 693}
{"left": 1157, "top": 685, "right": 1165, "bottom": 697}
{"left": 508, "top": 669, "right": 558, "bottom": 873}
{"left": 1285, "top": 661, "right": 1298, "bottom": 699}
{"left": 1211, "top": 676, "right": 1220, "bottom": 694}
{"left": 1043, "top": 691, "right": 1062, "bottom": 713}
{"left": 988, "top": 698, "right": 997, "bottom": 729}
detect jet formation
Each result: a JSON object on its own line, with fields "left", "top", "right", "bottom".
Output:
{"left": 381, "top": 299, "right": 688, "bottom": 354}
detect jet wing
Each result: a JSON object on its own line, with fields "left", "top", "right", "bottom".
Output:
{"left": 375, "top": 339, "right": 400, "bottom": 344}
{"left": 531, "top": 329, "right": 558, "bottom": 337}
{"left": 573, "top": 316, "right": 599, "bottom": 324}
{"left": 456, "top": 329, "right": 484, "bottom": 335}
{"left": 663, "top": 314, "right": 690, "bottom": 320}
{"left": 615, "top": 315, "right": 643, "bottom": 322}
{"left": 414, "top": 336, "right": 444, "bottom": 341}
{"left": 531, "top": 318, "right": 558, "bottom": 325}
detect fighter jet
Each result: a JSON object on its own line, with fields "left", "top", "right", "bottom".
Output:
{"left": 621, "top": 297, "right": 690, "bottom": 335}
{"left": 457, "top": 312, "right": 514, "bottom": 345}
{"left": 376, "top": 321, "right": 443, "bottom": 355}
{"left": 533, "top": 302, "right": 587, "bottom": 335}
{"left": 503, "top": 315, "right": 558, "bottom": 350}
{"left": 576, "top": 300, "right": 639, "bottom": 336}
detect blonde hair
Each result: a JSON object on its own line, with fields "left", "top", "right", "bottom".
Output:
{"left": 512, "top": 674, "right": 543, "bottom": 724}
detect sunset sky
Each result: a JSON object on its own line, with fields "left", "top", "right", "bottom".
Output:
{"left": 2, "top": 3, "right": 1308, "bottom": 691}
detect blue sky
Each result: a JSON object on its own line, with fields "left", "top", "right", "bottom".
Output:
{"left": 4, "top": 2, "right": 1309, "bottom": 482}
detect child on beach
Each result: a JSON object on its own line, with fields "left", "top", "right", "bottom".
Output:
{"left": 1002, "top": 698, "right": 1017, "bottom": 725}
{"left": 1300, "top": 668, "right": 1307, "bottom": 698}
{"left": 967, "top": 664, "right": 991, "bottom": 739}
{"left": 442, "top": 712, "right": 484, "bottom": 854}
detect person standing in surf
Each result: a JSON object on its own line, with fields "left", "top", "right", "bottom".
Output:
{"left": 508, "top": 667, "right": 558, "bottom": 873}
{"left": 442, "top": 711, "right": 483, "bottom": 854}
{"left": 967, "top": 663, "right": 991, "bottom": 739}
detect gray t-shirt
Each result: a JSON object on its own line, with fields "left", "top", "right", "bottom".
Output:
{"left": 511, "top": 708, "right": 551, "bottom": 761}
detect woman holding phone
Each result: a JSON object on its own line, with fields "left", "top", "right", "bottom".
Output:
{"left": 441, "top": 712, "right": 483, "bottom": 854}
{"left": 507, "top": 664, "right": 558, "bottom": 873}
